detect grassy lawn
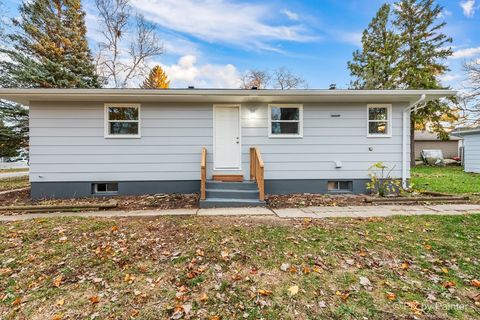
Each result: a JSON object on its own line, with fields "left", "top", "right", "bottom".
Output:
{"left": 0, "top": 168, "right": 28, "bottom": 173}
{"left": 1, "top": 215, "right": 479, "bottom": 319}
{"left": 411, "top": 166, "right": 480, "bottom": 195}
{"left": 0, "top": 176, "right": 29, "bottom": 192}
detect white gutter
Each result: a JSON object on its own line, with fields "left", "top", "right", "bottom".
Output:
{"left": 402, "top": 94, "right": 426, "bottom": 189}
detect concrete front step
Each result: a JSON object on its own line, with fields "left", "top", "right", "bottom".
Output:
{"left": 206, "top": 180, "right": 257, "bottom": 190}
{"left": 206, "top": 189, "right": 259, "bottom": 200}
{"left": 199, "top": 198, "right": 266, "bottom": 208}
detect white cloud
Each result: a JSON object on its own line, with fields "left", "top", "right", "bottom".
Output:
{"left": 460, "top": 0, "right": 476, "bottom": 17}
{"left": 337, "top": 31, "right": 363, "bottom": 46}
{"left": 452, "top": 46, "right": 480, "bottom": 58}
{"left": 282, "top": 9, "right": 299, "bottom": 21}
{"left": 159, "top": 55, "right": 241, "bottom": 88}
{"left": 130, "top": 0, "right": 315, "bottom": 51}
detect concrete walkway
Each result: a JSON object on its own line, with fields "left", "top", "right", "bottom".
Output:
{"left": 1, "top": 204, "right": 480, "bottom": 221}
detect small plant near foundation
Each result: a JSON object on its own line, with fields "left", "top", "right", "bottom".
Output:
{"left": 366, "top": 162, "right": 402, "bottom": 197}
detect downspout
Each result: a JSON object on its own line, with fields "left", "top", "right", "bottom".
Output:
{"left": 402, "top": 94, "right": 426, "bottom": 189}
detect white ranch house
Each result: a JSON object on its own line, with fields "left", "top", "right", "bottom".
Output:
{"left": 0, "top": 89, "right": 456, "bottom": 207}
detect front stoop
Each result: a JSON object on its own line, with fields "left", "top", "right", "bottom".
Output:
{"left": 199, "top": 180, "right": 266, "bottom": 208}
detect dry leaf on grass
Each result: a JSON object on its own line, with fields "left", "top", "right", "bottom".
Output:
{"left": 287, "top": 285, "right": 299, "bottom": 296}
{"left": 386, "top": 292, "right": 396, "bottom": 301}
{"left": 258, "top": 289, "right": 272, "bottom": 296}
{"left": 53, "top": 275, "right": 62, "bottom": 287}
{"left": 443, "top": 281, "right": 456, "bottom": 288}
{"left": 471, "top": 279, "right": 480, "bottom": 288}
{"left": 89, "top": 295, "right": 100, "bottom": 304}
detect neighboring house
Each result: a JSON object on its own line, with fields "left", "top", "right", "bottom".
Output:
{"left": 0, "top": 89, "right": 455, "bottom": 207}
{"left": 452, "top": 127, "right": 480, "bottom": 173}
{"left": 414, "top": 130, "right": 462, "bottom": 160}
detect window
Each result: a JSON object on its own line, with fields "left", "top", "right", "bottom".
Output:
{"left": 328, "top": 181, "right": 352, "bottom": 192}
{"left": 105, "top": 104, "right": 140, "bottom": 138}
{"left": 269, "top": 104, "right": 303, "bottom": 137}
{"left": 93, "top": 183, "right": 118, "bottom": 194}
{"left": 367, "top": 104, "right": 391, "bottom": 137}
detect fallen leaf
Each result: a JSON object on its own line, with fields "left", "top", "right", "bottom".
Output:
{"left": 471, "top": 279, "right": 480, "bottom": 288}
{"left": 53, "top": 275, "right": 62, "bottom": 287}
{"left": 441, "top": 267, "right": 448, "bottom": 274}
{"left": 335, "top": 290, "right": 350, "bottom": 301}
{"left": 405, "top": 301, "right": 422, "bottom": 315}
{"left": 11, "top": 297, "right": 21, "bottom": 306}
{"left": 401, "top": 262, "right": 410, "bottom": 270}
{"left": 220, "top": 251, "right": 229, "bottom": 260}
{"left": 199, "top": 293, "right": 208, "bottom": 302}
{"left": 386, "top": 292, "right": 396, "bottom": 301}
{"left": 56, "top": 299, "right": 64, "bottom": 306}
{"left": 287, "top": 285, "right": 299, "bottom": 296}
{"left": 52, "top": 315, "right": 62, "bottom": 320}
{"left": 209, "top": 317, "right": 220, "bottom": 320}
{"left": 359, "top": 276, "right": 372, "bottom": 288}
{"left": 424, "top": 244, "right": 432, "bottom": 250}
{"left": 280, "top": 263, "right": 290, "bottom": 272}
{"left": 111, "top": 226, "right": 119, "bottom": 232}
{"left": 443, "top": 281, "right": 456, "bottom": 288}
{"left": 89, "top": 295, "right": 100, "bottom": 304}
{"left": 258, "top": 289, "right": 272, "bottom": 296}
{"left": 196, "top": 249, "right": 204, "bottom": 257}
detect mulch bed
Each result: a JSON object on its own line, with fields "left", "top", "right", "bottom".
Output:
{"left": 0, "top": 189, "right": 199, "bottom": 214}
{"left": 266, "top": 193, "right": 368, "bottom": 208}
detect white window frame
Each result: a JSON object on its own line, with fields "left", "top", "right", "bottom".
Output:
{"left": 367, "top": 104, "right": 392, "bottom": 138}
{"left": 93, "top": 182, "right": 118, "bottom": 194}
{"left": 268, "top": 104, "right": 303, "bottom": 138}
{"left": 104, "top": 103, "right": 141, "bottom": 138}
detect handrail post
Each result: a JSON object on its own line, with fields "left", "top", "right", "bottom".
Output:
{"left": 250, "top": 147, "right": 254, "bottom": 181}
{"left": 200, "top": 147, "right": 207, "bottom": 200}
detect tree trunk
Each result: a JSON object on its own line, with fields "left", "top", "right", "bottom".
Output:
{"left": 410, "top": 117, "right": 416, "bottom": 167}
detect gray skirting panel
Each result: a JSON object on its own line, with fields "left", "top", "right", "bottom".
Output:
{"left": 31, "top": 179, "right": 371, "bottom": 199}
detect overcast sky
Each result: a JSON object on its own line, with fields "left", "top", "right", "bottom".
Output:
{"left": 2, "top": 0, "right": 480, "bottom": 89}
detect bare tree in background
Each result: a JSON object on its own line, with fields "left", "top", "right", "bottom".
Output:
{"left": 461, "top": 60, "right": 480, "bottom": 125}
{"left": 95, "top": 0, "right": 163, "bottom": 87}
{"left": 240, "top": 67, "right": 307, "bottom": 89}
{"left": 273, "top": 67, "right": 307, "bottom": 89}
{"left": 240, "top": 69, "right": 271, "bottom": 89}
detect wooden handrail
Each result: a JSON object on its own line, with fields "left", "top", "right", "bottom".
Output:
{"left": 250, "top": 147, "right": 265, "bottom": 201}
{"left": 200, "top": 147, "right": 207, "bottom": 200}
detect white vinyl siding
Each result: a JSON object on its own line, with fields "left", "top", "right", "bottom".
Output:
{"left": 463, "top": 134, "right": 480, "bottom": 173}
{"left": 29, "top": 101, "right": 410, "bottom": 182}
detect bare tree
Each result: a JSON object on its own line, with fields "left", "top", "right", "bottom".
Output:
{"left": 273, "top": 67, "right": 307, "bottom": 89}
{"left": 240, "top": 69, "right": 271, "bottom": 89}
{"left": 95, "top": 0, "right": 163, "bottom": 87}
{"left": 240, "top": 67, "right": 307, "bottom": 90}
{"left": 460, "top": 60, "right": 480, "bottom": 125}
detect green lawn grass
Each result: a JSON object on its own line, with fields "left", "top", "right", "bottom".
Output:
{"left": 1, "top": 215, "right": 479, "bottom": 319}
{"left": 0, "top": 168, "right": 28, "bottom": 173}
{"left": 0, "top": 176, "right": 29, "bottom": 192}
{"left": 411, "top": 166, "right": 480, "bottom": 195}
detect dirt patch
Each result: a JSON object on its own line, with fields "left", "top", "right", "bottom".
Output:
{"left": 267, "top": 193, "right": 368, "bottom": 208}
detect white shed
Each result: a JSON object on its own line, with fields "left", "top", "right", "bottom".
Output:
{"left": 452, "top": 127, "right": 480, "bottom": 173}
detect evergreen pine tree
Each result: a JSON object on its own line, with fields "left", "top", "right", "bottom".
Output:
{"left": 0, "top": 103, "right": 29, "bottom": 159}
{"left": 348, "top": 4, "right": 401, "bottom": 89}
{"left": 394, "top": 0, "right": 455, "bottom": 164}
{"left": 0, "top": 0, "right": 99, "bottom": 88}
{"left": 141, "top": 66, "right": 171, "bottom": 89}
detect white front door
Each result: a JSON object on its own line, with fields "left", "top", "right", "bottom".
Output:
{"left": 214, "top": 105, "right": 241, "bottom": 170}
